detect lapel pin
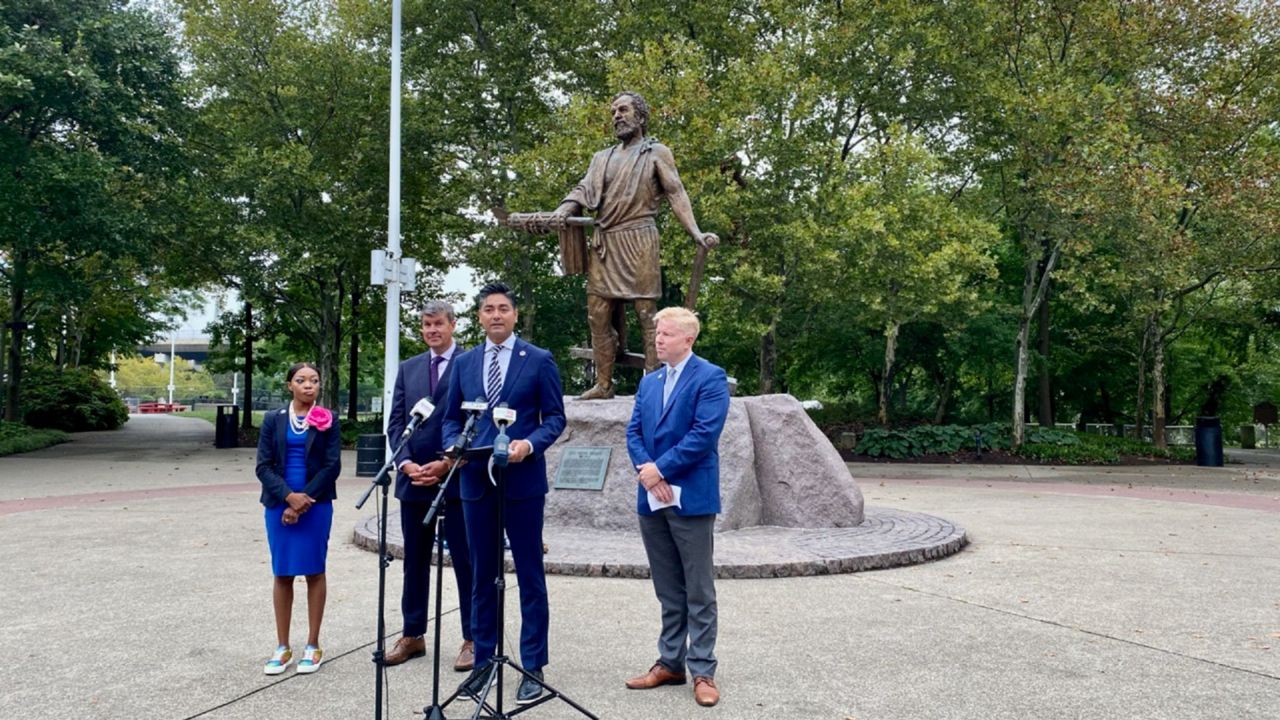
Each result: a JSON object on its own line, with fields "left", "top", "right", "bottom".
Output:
{"left": 519, "top": 350, "right": 527, "bottom": 357}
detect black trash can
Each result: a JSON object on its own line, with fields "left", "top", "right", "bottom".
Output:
{"left": 214, "top": 405, "right": 240, "bottom": 449}
{"left": 1194, "top": 416, "right": 1224, "bottom": 467}
{"left": 356, "top": 433, "right": 386, "bottom": 477}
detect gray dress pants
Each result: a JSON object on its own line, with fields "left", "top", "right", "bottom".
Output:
{"left": 638, "top": 509, "right": 718, "bottom": 678}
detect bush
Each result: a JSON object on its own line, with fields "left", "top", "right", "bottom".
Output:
{"left": 0, "top": 421, "right": 70, "bottom": 456}
{"left": 340, "top": 415, "right": 384, "bottom": 448}
{"left": 1077, "top": 434, "right": 1195, "bottom": 461}
{"left": 1016, "top": 442, "right": 1120, "bottom": 464}
{"left": 21, "top": 367, "right": 129, "bottom": 432}
{"left": 855, "top": 423, "right": 1011, "bottom": 458}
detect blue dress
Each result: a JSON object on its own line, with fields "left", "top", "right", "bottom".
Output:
{"left": 264, "top": 419, "right": 334, "bottom": 576}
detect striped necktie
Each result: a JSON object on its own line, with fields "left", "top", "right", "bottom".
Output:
{"left": 486, "top": 345, "right": 503, "bottom": 408}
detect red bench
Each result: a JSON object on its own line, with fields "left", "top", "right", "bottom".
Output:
{"left": 137, "top": 402, "right": 189, "bottom": 413}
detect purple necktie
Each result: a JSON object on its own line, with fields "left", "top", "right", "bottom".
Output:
{"left": 429, "top": 355, "right": 444, "bottom": 395}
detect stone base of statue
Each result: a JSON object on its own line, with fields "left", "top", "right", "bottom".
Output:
{"left": 545, "top": 394, "right": 864, "bottom": 532}
{"left": 354, "top": 394, "right": 969, "bottom": 577}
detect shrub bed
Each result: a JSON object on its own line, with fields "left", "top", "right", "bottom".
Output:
{"left": 0, "top": 421, "right": 70, "bottom": 456}
{"left": 21, "top": 367, "right": 128, "bottom": 432}
{"left": 849, "top": 422, "right": 1191, "bottom": 465}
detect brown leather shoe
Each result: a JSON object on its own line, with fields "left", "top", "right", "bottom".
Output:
{"left": 383, "top": 635, "right": 426, "bottom": 666}
{"left": 693, "top": 676, "right": 719, "bottom": 707}
{"left": 453, "top": 640, "right": 475, "bottom": 672}
{"left": 625, "top": 662, "right": 687, "bottom": 689}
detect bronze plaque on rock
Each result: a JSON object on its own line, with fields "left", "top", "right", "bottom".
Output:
{"left": 554, "top": 447, "right": 612, "bottom": 491}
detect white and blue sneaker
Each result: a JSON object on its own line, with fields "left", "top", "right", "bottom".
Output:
{"left": 297, "top": 645, "right": 324, "bottom": 674}
{"left": 264, "top": 645, "right": 293, "bottom": 675}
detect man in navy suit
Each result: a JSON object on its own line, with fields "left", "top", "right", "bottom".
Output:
{"left": 441, "top": 282, "right": 566, "bottom": 705}
{"left": 624, "top": 306, "right": 729, "bottom": 708}
{"left": 383, "top": 300, "right": 475, "bottom": 671}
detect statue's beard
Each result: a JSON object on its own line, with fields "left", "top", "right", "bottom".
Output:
{"left": 615, "top": 120, "right": 639, "bottom": 139}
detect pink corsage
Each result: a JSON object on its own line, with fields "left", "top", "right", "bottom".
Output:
{"left": 304, "top": 406, "right": 333, "bottom": 432}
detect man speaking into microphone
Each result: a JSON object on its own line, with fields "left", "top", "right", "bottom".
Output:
{"left": 384, "top": 300, "right": 475, "bottom": 671}
{"left": 441, "top": 282, "right": 566, "bottom": 705}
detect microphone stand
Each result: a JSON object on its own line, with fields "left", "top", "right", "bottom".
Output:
{"left": 463, "top": 420, "right": 599, "bottom": 720}
{"left": 420, "top": 411, "right": 483, "bottom": 720}
{"left": 355, "top": 426, "right": 418, "bottom": 720}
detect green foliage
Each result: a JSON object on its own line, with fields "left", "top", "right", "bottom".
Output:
{"left": 1077, "top": 434, "right": 1196, "bottom": 463}
{"left": 0, "top": 421, "right": 69, "bottom": 456}
{"left": 855, "top": 423, "right": 1011, "bottom": 459}
{"left": 340, "top": 416, "right": 384, "bottom": 449}
{"left": 1016, "top": 443, "right": 1120, "bottom": 465}
{"left": 109, "top": 355, "right": 217, "bottom": 402}
{"left": 1, "top": 0, "right": 191, "bottom": 419}
{"left": 21, "top": 367, "right": 128, "bottom": 432}
{"left": 854, "top": 422, "right": 1190, "bottom": 464}
{"left": 1024, "top": 427, "right": 1080, "bottom": 446}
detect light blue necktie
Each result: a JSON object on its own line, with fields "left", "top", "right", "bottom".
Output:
{"left": 662, "top": 366, "right": 678, "bottom": 409}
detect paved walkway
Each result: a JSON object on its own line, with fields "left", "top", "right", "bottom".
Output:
{"left": 1, "top": 414, "right": 1277, "bottom": 719}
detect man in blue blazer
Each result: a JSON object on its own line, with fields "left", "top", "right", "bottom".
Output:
{"left": 383, "top": 300, "right": 475, "bottom": 671}
{"left": 624, "top": 307, "right": 729, "bottom": 708}
{"left": 441, "top": 282, "right": 566, "bottom": 705}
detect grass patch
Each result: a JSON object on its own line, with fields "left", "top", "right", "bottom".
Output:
{"left": 0, "top": 421, "right": 70, "bottom": 457}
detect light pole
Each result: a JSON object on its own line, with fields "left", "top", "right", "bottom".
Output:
{"left": 167, "top": 333, "right": 176, "bottom": 406}
{"left": 376, "top": 0, "right": 412, "bottom": 438}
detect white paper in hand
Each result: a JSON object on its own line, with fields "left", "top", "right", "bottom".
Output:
{"left": 647, "top": 484, "right": 682, "bottom": 512}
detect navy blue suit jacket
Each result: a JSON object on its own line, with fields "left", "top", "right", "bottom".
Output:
{"left": 626, "top": 354, "right": 729, "bottom": 516}
{"left": 386, "top": 347, "right": 462, "bottom": 502}
{"left": 256, "top": 408, "right": 342, "bottom": 507}
{"left": 441, "top": 338, "right": 566, "bottom": 501}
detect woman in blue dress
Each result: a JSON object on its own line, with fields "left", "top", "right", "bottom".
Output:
{"left": 255, "top": 362, "right": 342, "bottom": 675}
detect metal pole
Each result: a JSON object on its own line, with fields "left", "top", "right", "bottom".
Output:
{"left": 381, "top": 0, "right": 403, "bottom": 437}
{"left": 167, "top": 334, "right": 176, "bottom": 405}
{"left": 109, "top": 350, "right": 117, "bottom": 389}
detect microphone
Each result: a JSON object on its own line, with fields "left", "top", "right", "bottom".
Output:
{"left": 397, "top": 398, "right": 435, "bottom": 442}
{"left": 460, "top": 399, "right": 488, "bottom": 414}
{"left": 492, "top": 403, "right": 515, "bottom": 468}
{"left": 446, "top": 398, "right": 488, "bottom": 458}
{"left": 492, "top": 402, "right": 518, "bottom": 428}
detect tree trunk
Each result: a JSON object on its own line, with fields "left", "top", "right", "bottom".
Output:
{"left": 877, "top": 321, "right": 900, "bottom": 426}
{"left": 1012, "top": 312, "right": 1033, "bottom": 446}
{"left": 759, "top": 320, "right": 778, "bottom": 394}
{"left": 347, "top": 286, "right": 361, "bottom": 422}
{"left": 308, "top": 274, "right": 342, "bottom": 412}
{"left": 934, "top": 372, "right": 954, "bottom": 425}
{"left": 1152, "top": 320, "right": 1167, "bottom": 450}
{"left": 241, "top": 302, "right": 255, "bottom": 430}
{"left": 1036, "top": 281, "right": 1053, "bottom": 426}
{"left": 1012, "top": 234, "right": 1057, "bottom": 448}
{"left": 5, "top": 252, "right": 28, "bottom": 422}
{"left": 1134, "top": 327, "right": 1148, "bottom": 440}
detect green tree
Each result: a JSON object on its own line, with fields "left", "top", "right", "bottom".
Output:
{"left": 1, "top": 0, "right": 189, "bottom": 420}
{"left": 835, "top": 134, "right": 999, "bottom": 425}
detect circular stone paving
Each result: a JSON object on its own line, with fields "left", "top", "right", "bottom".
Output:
{"left": 352, "top": 506, "right": 967, "bottom": 579}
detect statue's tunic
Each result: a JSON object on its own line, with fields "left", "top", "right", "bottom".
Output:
{"left": 563, "top": 138, "right": 672, "bottom": 300}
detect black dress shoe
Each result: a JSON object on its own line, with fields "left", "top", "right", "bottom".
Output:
{"left": 516, "top": 669, "right": 544, "bottom": 705}
{"left": 458, "top": 665, "right": 491, "bottom": 699}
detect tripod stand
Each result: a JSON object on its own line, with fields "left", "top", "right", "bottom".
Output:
{"left": 419, "top": 415, "right": 485, "bottom": 720}
{"left": 450, "top": 421, "right": 598, "bottom": 720}
{"left": 354, "top": 427, "right": 420, "bottom": 720}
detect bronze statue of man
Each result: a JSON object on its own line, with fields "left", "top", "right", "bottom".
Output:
{"left": 553, "top": 91, "right": 719, "bottom": 400}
